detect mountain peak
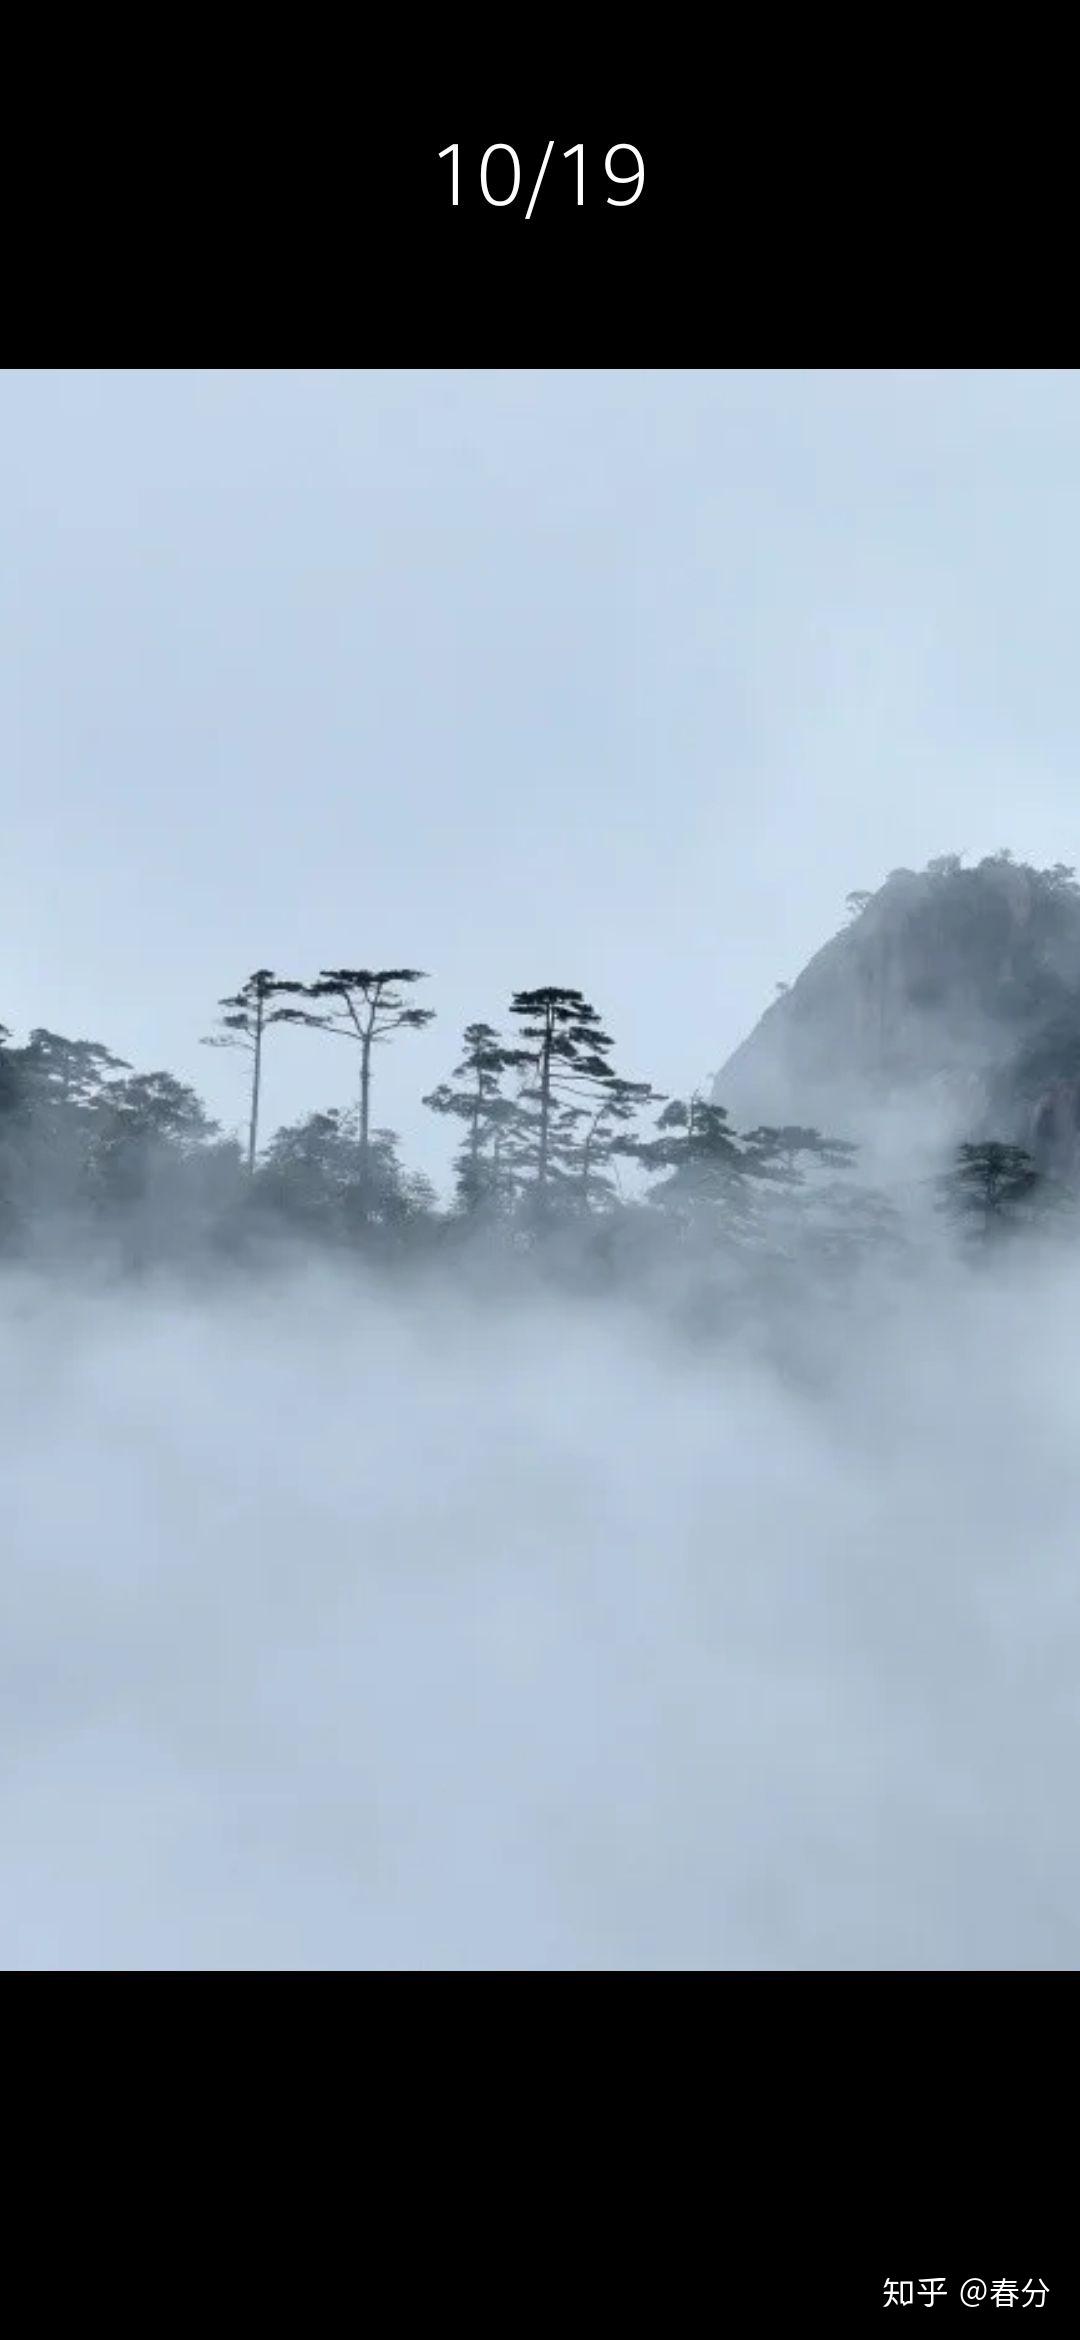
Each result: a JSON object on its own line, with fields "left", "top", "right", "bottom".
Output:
{"left": 712, "top": 854, "right": 1080, "bottom": 1162}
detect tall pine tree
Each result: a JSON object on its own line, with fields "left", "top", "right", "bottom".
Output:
{"left": 505, "top": 987, "right": 651, "bottom": 1209}
{"left": 301, "top": 969, "right": 435, "bottom": 1206}
{"left": 202, "top": 970, "right": 318, "bottom": 1175}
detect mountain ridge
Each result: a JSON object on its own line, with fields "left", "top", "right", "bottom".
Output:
{"left": 711, "top": 853, "right": 1080, "bottom": 1174}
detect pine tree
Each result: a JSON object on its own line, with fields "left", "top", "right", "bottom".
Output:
{"left": 565, "top": 1076, "right": 659, "bottom": 1209}
{"left": 201, "top": 970, "right": 321, "bottom": 1176}
{"left": 740, "top": 1125, "right": 859, "bottom": 1181}
{"left": 735, "top": 1125, "right": 863, "bottom": 1259}
{"left": 1, "top": 1029, "right": 133, "bottom": 1229}
{"left": 505, "top": 988, "right": 611, "bottom": 1194}
{"left": 423, "top": 1022, "right": 532, "bottom": 1213}
{"left": 16, "top": 1028, "right": 130, "bottom": 1112}
{"left": 301, "top": 969, "right": 435, "bottom": 1205}
{"left": 631, "top": 1095, "right": 755, "bottom": 1231}
{"left": 505, "top": 987, "right": 651, "bottom": 1208}
{"left": 936, "top": 1140, "right": 1048, "bottom": 1243}
{"left": 89, "top": 1071, "right": 219, "bottom": 1205}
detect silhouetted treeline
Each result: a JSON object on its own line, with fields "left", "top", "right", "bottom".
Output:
{"left": 0, "top": 966, "right": 1070, "bottom": 1303}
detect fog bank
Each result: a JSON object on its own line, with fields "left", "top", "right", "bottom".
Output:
{"left": 2, "top": 1249, "right": 1078, "bottom": 1969}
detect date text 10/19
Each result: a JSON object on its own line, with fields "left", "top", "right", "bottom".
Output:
{"left": 438, "top": 144, "right": 645, "bottom": 217}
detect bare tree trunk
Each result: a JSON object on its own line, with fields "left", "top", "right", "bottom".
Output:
{"left": 359, "top": 1031, "right": 373, "bottom": 1195}
{"left": 248, "top": 992, "right": 264, "bottom": 1177}
{"left": 470, "top": 1070, "right": 482, "bottom": 1174}
{"left": 537, "top": 1010, "right": 552, "bottom": 1189}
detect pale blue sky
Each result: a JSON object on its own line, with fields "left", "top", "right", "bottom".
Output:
{"left": 3, "top": 368, "right": 1080, "bottom": 1181}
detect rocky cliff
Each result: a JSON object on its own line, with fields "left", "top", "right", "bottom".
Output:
{"left": 711, "top": 855, "right": 1080, "bottom": 1173}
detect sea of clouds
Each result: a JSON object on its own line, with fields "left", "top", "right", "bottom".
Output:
{"left": 2, "top": 1237, "right": 1078, "bottom": 1968}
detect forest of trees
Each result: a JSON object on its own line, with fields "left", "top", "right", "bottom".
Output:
{"left": 0, "top": 957, "right": 1072, "bottom": 1300}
